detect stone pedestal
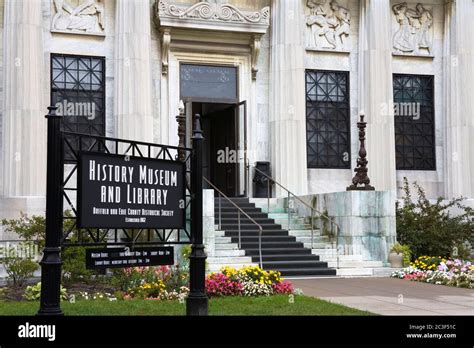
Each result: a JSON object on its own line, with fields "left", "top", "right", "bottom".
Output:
{"left": 444, "top": 0, "right": 474, "bottom": 198}
{"left": 269, "top": 0, "right": 308, "bottom": 196}
{"left": 114, "top": 0, "right": 154, "bottom": 142}
{"left": 314, "top": 191, "right": 396, "bottom": 262}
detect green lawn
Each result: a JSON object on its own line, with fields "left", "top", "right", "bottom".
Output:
{"left": 0, "top": 295, "right": 372, "bottom": 316}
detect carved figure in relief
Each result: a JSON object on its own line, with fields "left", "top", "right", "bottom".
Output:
{"left": 52, "top": 0, "right": 105, "bottom": 34}
{"left": 392, "top": 2, "right": 433, "bottom": 55}
{"left": 414, "top": 3, "right": 433, "bottom": 55}
{"left": 392, "top": 3, "right": 416, "bottom": 52}
{"left": 306, "top": 0, "right": 350, "bottom": 50}
{"left": 329, "top": 0, "right": 350, "bottom": 48}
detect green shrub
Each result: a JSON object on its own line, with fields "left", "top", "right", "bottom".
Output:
{"left": 23, "top": 282, "right": 68, "bottom": 301}
{"left": 396, "top": 178, "right": 474, "bottom": 259}
{"left": 1, "top": 211, "right": 100, "bottom": 283}
{"left": 1, "top": 213, "right": 46, "bottom": 250}
{"left": 2, "top": 250, "right": 38, "bottom": 287}
{"left": 62, "top": 247, "right": 94, "bottom": 283}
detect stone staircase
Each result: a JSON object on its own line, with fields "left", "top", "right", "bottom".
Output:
{"left": 208, "top": 197, "right": 395, "bottom": 277}
{"left": 210, "top": 197, "right": 336, "bottom": 276}
{"left": 255, "top": 199, "right": 394, "bottom": 277}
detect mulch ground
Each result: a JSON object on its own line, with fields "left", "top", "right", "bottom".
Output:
{"left": 0, "top": 282, "right": 116, "bottom": 302}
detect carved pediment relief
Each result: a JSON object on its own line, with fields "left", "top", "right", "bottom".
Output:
{"left": 154, "top": 0, "right": 270, "bottom": 80}
{"left": 392, "top": 2, "right": 433, "bottom": 57}
{"left": 51, "top": 0, "right": 105, "bottom": 36}
{"left": 155, "top": 0, "right": 270, "bottom": 32}
{"left": 305, "top": 0, "right": 351, "bottom": 52}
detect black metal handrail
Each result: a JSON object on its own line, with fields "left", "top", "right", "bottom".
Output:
{"left": 203, "top": 177, "right": 263, "bottom": 269}
{"left": 249, "top": 165, "right": 341, "bottom": 269}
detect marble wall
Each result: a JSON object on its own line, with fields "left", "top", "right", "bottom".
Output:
{"left": 0, "top": 0, "right": 472, "bottom": 213}
{"left": 303, "top": 191, "right": 397, "bottom": 262}
{"left": 42, "top": 0, "right": 117, "bottom": 138}
{"left": 0, "top": 0, "right": 3, "bottom": 196}
{"left": 305, "top": 0, "right": 360, "bottom": 194}
{"left": 391, "top": 0, "right": 445, "bottom": 199}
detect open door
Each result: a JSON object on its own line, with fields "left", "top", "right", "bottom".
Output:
{"left": 235, "top": 101, "right": 248, "bottom": 197}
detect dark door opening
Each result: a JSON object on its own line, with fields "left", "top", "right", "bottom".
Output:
{"left": 193, "top": 103, "right": 238, "bottom": 197}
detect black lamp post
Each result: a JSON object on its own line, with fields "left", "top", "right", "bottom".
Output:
{"left": 186, "top": 114, "right": 208, "bottom": 316}
{"left": 37, "top": 106, "right": 64, "bottom": 316}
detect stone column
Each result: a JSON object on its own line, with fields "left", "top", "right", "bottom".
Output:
{"left": 1, "top": 0, "right": 45, "bottom": 197}
{"left": 358, "top": 0, "right": 396, "bottom": 193}
{"left": 269, "top": 0, "right": 308, "bottom": 196}
{"left": 444, "top": 0, "right": 474, "bottom": 198}
{"left": 114, "top": 0, "right": 154, "bottom": 142}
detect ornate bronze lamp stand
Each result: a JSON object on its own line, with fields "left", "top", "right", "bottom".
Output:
{"left": 347, "top": 114, "right": 375, "bottom": 191}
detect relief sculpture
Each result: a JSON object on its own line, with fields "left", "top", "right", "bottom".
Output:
{"left": 392, "top": 2, "right": 433, "bottom": 56}
{"left": 52, "top": 0, "right": 105, "bottom": 35}
{"left": 306, "top": 0, "right": 350, "bottom": 51}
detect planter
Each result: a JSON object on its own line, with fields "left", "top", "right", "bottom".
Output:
{"left": 388, "top": 252, "right": 403, "bottom": 268}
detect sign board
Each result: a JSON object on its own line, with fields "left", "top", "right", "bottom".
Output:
{"left": 85, "top": 247, "right": 174, "bottom": 269}
{"left": 180, "top": 63, "right": 238, "bottom": 102}
{"left": 78, "top": 152, "right": 186, "bottom": 229}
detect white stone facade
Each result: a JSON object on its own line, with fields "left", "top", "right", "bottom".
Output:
{"left": 0, "top": 0, "right": 473, "bottom": 228}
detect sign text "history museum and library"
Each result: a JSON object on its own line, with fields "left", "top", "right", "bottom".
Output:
{"left": 78, "top": 152, "right": 185, "bottom": 229}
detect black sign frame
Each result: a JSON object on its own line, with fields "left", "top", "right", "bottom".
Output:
{"left": 77, "top": 152, "right": 186, "bottom": 230}
{"left": 60, "top": 131, "right": 193, "bottom": 247}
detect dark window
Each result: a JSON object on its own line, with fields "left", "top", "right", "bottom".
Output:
{"left": 306, "top": 70, "right": 350, "bottom": 169}
{"left": 393, "top": 74, "right": 435, "bottom": 170}
{"left": 51, "top": 54, "right": 105, "bottom": 154}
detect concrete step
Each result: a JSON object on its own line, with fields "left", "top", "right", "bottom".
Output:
{"left": 279, "top": 268, "right": 337, "bottom": 276}
{"left": 276, "top": 223, "right": 309, "bottom": 230}
{"left": 215, "top": 243, "right": 241, "bottom": 250}
{"left": 319, "top": 254, "right": 364, "bottom": 262}
{"left": 213, "top": 249, "right": 246, "bottom": 257}
{"left": 289, "top": 229, "right": 322, "bottom": 237}
{"left": 268, "top": 213, "right": 300, "bottom": 219}
{"left": 294, "top": 236, "right": 330, "bottom": 243}
{"left": 336, "top": 267, "right": 397, "bottom": 277}
{"left": 219, "top": 223, "right": 283, "bottom": 231}
{"left": 215, "top": 230, "right": 226, "bottom": 237}
{"left": 208, "top": 256, "right": 253, "bottom": 264}
{"left": 303, "top": 242, "right": 331, "bottom": 249}
{"left": 327, "top": 260, "right": 384, "bottom": 268}
{"left": 262, "top": 260, "right": 330, "bottom": 269}
{"left": 216, "top": 237, "right": 232, "bottom": 244}
{"left": 312, "top": 249, "right": 338, "bottom": 256}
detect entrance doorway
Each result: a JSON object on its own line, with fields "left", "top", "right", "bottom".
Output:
{"left": 192, "top": 103, "right": 239, "bottom": 197}
{"left": 179, "top": 63, "right": 247, "bottom": 197}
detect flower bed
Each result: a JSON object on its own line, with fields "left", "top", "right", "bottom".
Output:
{"left": 391, "top": 257, "right": 474, "bottom": 289}
{"left": 113, "top": 266, "right": 189, "bottom": 301}
{"left": 205, "top": 266, "right": 297, "bottom": 297}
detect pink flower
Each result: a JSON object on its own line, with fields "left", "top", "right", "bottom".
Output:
{"left": 272, "top": 281, "right": 294, "bottom": 294}
{"left": 205, "top": 273, "right": 242, "bottom": 297}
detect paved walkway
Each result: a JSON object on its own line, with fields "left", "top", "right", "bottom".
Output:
{"left": 291, "top": 277, "right": 474, "bottom": 315}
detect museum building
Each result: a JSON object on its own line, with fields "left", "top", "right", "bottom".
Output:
{"left": 0, "top": 0, "right": 473, "bottom": 276}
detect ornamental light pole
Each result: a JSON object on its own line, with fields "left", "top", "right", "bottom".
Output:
{"left": 186, "top": 114, "right": 208, "bottom": 316}
{"left": 37, "top": 106, "right": 64, "bottom": 316}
